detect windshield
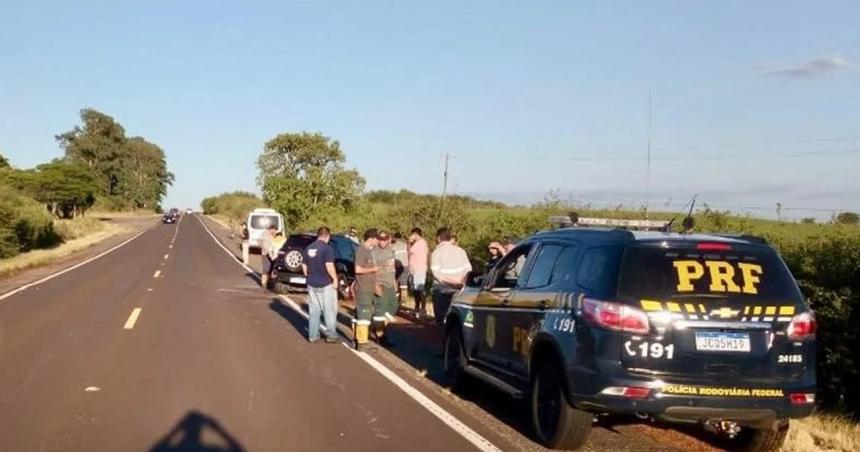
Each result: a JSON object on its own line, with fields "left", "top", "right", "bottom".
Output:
{"left": 617, "top": 243, "right": 802, "bottom": 303}
{"left": 249, "top": 215, "right": 280, "bottom": 230}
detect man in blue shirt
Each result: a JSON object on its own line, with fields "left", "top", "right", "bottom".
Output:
{"left": 302, "top": 227, "right": 340, "bottom": 343}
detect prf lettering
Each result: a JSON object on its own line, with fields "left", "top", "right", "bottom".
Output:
{"left": 673, "top": 261, "right": 763, "bottom": 294}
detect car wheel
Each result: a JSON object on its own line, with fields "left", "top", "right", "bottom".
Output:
{"left": 443, "top": 324, "right": 471, "bottom": 392}
{"left": 531, "top": 359, "right": 592, "bottom": 450}
{"left": 727, "top": 421, "right": 789, "bottom": 452}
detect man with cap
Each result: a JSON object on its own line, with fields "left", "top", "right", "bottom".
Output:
{"left": 352, "top": 229, "right": 380, "bottom": 350}
{"left": 371, "top": 231, "right": 398, "bottom": 347}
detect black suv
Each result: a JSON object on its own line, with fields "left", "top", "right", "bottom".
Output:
{"left": 443, "top": 228, "right": 816, "bottom": 451}
{"left": 272, "top": 233, "right": 357, "bottom": 298}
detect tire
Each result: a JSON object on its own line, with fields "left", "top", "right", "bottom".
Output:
{"left": 728, "top": 421, "right": 789, "bottom": 452}
{"left": 443, "top": 325, "right": 471, "bottom": 392}
{"left": 530, "top": 359, "right": 592, "bottom": 450}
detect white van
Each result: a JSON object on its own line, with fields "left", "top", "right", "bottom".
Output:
{"left": 246, "top": 208, "right": 284, "bottom": 250}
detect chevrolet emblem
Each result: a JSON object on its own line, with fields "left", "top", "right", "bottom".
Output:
{"left": 710, "top": 307, "right": 740, "bottom": 319}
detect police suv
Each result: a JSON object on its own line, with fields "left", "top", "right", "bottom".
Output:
{"left": 443, "top": 221, "right": 816, "bottom": 451}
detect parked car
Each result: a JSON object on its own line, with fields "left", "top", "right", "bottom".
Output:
{"left": 271, "top": 233, "right": 357, "bottom": 298}
{"left": 245, "top": 208, "right": 284, "bottom": 250}
{"left": 443, "top": 227, "right": 816, "bottom": 451}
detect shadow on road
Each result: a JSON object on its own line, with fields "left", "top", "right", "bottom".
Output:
{"left": 269, "top": 299, "right": 310, "bottom": 340}
{"left": 150, "top": 411, "right": 245, "bottom": 452}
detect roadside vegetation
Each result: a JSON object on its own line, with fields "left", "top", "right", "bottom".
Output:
{"left": 203, "top": 130, "right": 860, "bottom": 442}
{"left": 0, "top": 108, "right": 172, "bottom": 262}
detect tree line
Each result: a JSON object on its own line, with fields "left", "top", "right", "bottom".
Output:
{"left": 0, "top": 108, "right": 172, "bottom": 258}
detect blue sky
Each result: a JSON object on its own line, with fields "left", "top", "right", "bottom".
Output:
{"left": 1, "top": 1, "right": 858, "bottom": 219}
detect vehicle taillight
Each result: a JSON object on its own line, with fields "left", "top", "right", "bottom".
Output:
{"left": 787, "top": 312, "right": 817, "bottom": 341}
{"left": 600, "top": 386, "right": 651, "bottom": 399}
{"left": 583, "top": 298, "right": 650, "bottom": 335}
{"left": 789, "top": 393, "right": 815, "bottom": 405}
{"left": 696, "top": 242, "right": 732, "bottom": 251}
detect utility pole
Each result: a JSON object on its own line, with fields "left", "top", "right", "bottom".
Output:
{"left": 646, "top": 89, "right": 652, "bottom": 224}
{"left": 442, "top": 152, "right": 450, "bottom": 201}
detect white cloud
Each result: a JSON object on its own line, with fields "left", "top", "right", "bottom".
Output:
{"left": 765, "top": 55, "right": 851, "bottom": 78}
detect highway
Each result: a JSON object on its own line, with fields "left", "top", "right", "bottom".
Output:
{"left": 0, "top": 215, "right": 706, "bottom": 452}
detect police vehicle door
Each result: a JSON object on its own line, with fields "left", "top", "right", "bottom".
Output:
{"left": 473, "top": 244, "right": 535, "bottom": 370}
{"left": 506, "top": 243, "right": 566, "bottom": 376}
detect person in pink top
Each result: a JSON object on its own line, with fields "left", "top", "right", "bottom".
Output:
{"left": 407, "top": 227, "right": 429, "bottom": 318}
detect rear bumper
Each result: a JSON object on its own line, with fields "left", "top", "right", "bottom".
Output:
{"left": 576, "top": 392, "right": 813, "bottom": 428}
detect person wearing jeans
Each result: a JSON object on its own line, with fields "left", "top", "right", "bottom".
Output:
{"left": 302, "top": 227, "right": 340, "bottom": 343}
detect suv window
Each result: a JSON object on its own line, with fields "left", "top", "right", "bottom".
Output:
{"left": 524, "top": 245, "right": 562, "bottom": 289}
{"left": 550, "top": 245, "right": 580, "bottom": 288}
{"left": 250, "top": 215, "right": 280, "bottom": 230}
{"left": 284, "top": 234, "right": 315, "bottom": 250}
{"left": 577, "top": 246, "right": 624, "bottom": 297}
{"left": 491, "top": 244, "right": 533, "bottom": 289}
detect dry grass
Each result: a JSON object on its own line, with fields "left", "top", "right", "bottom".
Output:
{"left": 207, "top": 214, "right": 234, "bottom": 231}
{"left": 0, "top": 222, "right": 127, "bottom": 277}
{"left": 783, "top": 414, "right": 860, "bottom": 452}
{"left": 88, "top": 210, "right": 159, "bottom": 219}
{"left": 53, "top": 217, "right": 106, "bottom": 241}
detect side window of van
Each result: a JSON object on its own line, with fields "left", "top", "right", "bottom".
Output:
{"left": 576, "top": 246, "right": 624, "bottom": 297}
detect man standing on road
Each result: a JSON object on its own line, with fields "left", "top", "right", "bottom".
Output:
{"left": 302, "top": 227, "right": 340, "bottom": 344}
{"left": 259, "top": 225, "right": 278, "bottom": 289}
{"left": 430, "top": 228, "right": 472, "bottom": 327}
{"left": 391, "top": 232, "right": 408, "bottom": 303}
{"left": 408, "top": 228, "right": 429, "bottom": 319}
{"left": 372, "top": 231, "right": 398, "bottom": 347}
{"left": 353, "top": 229, "right": 380, "bottom": 350}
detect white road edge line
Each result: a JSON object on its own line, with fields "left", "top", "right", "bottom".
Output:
{"left": 195, "top": 214, "right": 501, "bottom": 452}
{"left": 124, "top": 307, "right": 142, "bottom": 330}
{"left": 0, "top": 228, "right": 150, "bottom": 303}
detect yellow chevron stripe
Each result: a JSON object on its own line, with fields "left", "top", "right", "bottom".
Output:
{"left": 765, "top": 306, "right": 777, "bottom": 316}
{"left": 666, "top": 302, "right": 682, "bottom": 312}
{"left": 779, "top": 306, "right": 796, "bottom": 316}
{"left": 684, "top": 303, "right": 697, "bottom": 313}
{"left": 640, "top": 300, "right": 663, "bottom": 311}
{"left": 753, "top": 306, "right": 763, "bottom": 315}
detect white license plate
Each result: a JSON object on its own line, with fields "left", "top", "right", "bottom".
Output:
{"left": 695, "top": 332, "right": 751, "bottom": 352}
{"left": 290, "top": 276, "right": 306, "bottom": 284}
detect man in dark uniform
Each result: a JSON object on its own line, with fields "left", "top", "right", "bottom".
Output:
{"left": 353, "top": 229, "right": 380, "bottom": 350}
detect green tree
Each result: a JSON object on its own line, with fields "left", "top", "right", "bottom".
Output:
{"left": 56, "top": 109, "right": 172, "bottom": 210}
{"left": 0, "top": 152, "right": 9, "bottom": 169}
{"left": 257, "top": 132, "right": 365, "bottom": 229}
{"left": 56, "top": 109, "right": 127, "bottom": 197}
{"left": 9, "top": 160, "right": 99, "bottom": 218}
{"left": 117, "top": 137, "right": 175, "bottom": 209}
{"left": 835, "top": 211, "right": 859, "bottom": 225}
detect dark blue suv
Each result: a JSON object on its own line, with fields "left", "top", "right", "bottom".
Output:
{"left": 443, "top": 228, "right": 816, "bottom": 451}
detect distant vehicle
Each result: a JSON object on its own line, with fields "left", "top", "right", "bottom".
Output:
{"left": 444, "top": 224, "right": 815, "bottom": 451}
{"left": 161, "top": 212, "right": 177, "bottom": 224}
{"left": 245, "top": 208, "right": 284, "bottom": 250}
{"left": 185, "top": 208, "right": 193, "bottom": 214}
{"left": 271, "top": 233, "right": 357, "bottom": 299}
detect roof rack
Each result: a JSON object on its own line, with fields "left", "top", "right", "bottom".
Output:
{"left": 549, "top": 215, "right": 670, "bottom": 231}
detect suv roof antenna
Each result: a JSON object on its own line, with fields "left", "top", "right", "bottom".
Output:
{"left": 665, "top": 194, "right": 697, "bottom": 232}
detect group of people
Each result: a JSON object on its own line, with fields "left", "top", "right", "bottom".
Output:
{"left": 296, "top": 225, "right": 472, "bottom": 350}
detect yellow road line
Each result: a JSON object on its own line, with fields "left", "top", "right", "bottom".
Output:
{"left": 123, "top": 308, "right": 142, "bottom": 330}
{"left": 153, "top": 270, "right": 161, "bottom": 278}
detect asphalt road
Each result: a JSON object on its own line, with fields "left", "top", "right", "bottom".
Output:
{"left": 0, "top": 215, "right": 488, "bottom": 452}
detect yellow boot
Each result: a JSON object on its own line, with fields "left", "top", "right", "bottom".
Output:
{"left": 354, "top": 320, "right": 370, "bottom": 349}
